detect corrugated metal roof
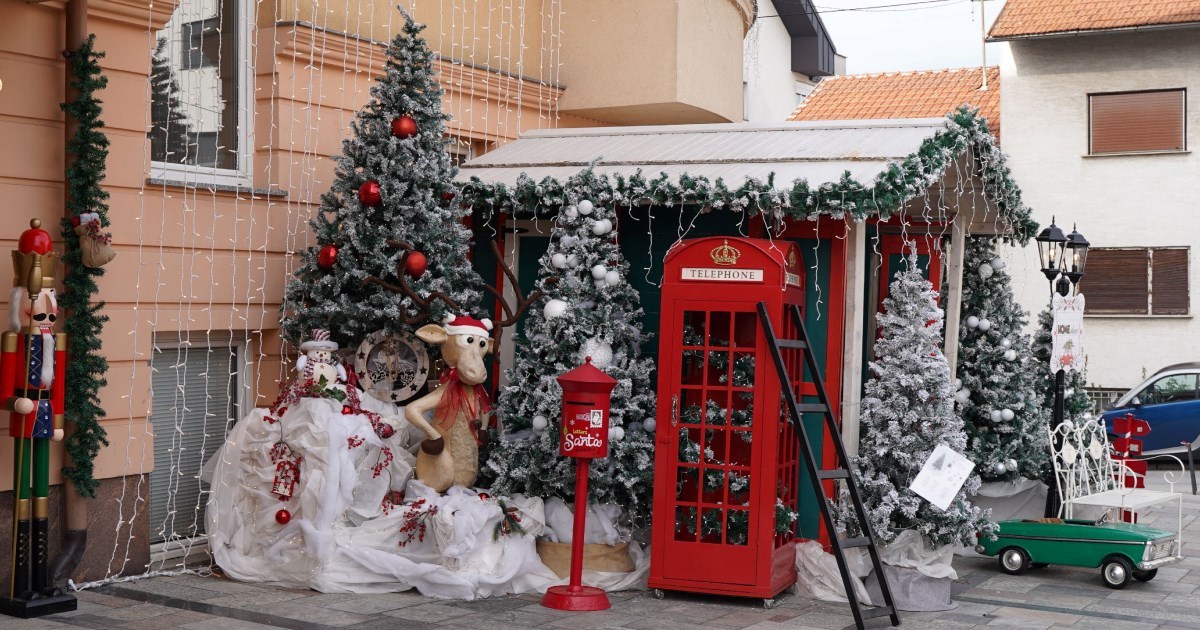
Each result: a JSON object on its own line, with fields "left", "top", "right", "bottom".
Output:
{"left": 457, "top": 118, "right": 948, "bottom": 188}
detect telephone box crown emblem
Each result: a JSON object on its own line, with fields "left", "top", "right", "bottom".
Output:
{"left": 710, "top": 240, "right": 741, "bottom": 266}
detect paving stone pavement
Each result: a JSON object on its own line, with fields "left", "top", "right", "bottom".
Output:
{"left": 7, "top": 476, "right": 1199, "bottom": 630}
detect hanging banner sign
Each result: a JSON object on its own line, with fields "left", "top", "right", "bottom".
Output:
{"left": 681, "top": 267, "right": 764, "bottom": 283}
{"left": 1051, "top": 293, "right": 1085, "bottom": 374}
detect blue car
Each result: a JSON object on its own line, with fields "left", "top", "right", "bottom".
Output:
{"left": 1102, "top": 363, "right": 1200, "bottom": 456}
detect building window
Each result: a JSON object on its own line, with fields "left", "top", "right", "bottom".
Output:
{"left": 149, "top": 0, "right": 251, "bottom": 180}
{"left": 1089, "top": 89, "right": 1186, "bottom": 155}
{"left": 1080, "top": 247, "right": 1190, "bottom": 315}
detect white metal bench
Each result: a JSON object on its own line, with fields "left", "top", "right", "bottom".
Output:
{"left": 1049, "top": 418, "right": 1185, "bottom": 548}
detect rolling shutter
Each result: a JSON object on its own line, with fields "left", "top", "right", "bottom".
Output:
{"left": 1090, "top": 90, "right": 1186, "bottom": 154}
{"left": 1152, "top": 248, "right": 1190, "bottom": 315}
{"left": 1080, "top": 249, "right": 1149, "bottom": 314}
{"left": 150, "top": 345, "right": 238, "bottom": 543}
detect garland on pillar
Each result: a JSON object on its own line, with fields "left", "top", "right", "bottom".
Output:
{"left": 59, "top": 34, "right": 111, "bottom": 497}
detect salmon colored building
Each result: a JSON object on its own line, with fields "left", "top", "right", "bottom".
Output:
{"left": 0, "top": 0, "right": 756, "bottom": 583}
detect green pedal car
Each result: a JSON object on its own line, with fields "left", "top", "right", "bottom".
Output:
{"left": 976, "top": 516, "right": 1181, "bottom": 589}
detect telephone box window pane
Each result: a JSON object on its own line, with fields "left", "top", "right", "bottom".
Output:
{"left": 676, "top": 467, "right": 699, "bottom": 503}
{"left": 734, "top": 312, "right": 756, "bottom": 349}
{"left": 709, "top": 312, "right": 732, "bottom": 348}
{"left": 728, "top": 471, "right": 751, "bottom": 504}
{"left": 731, "top": 393, "right": 753, "bottom": 428}
{"left": 705, "top": 391, "right": 730, "bottom": 426}
{"left": 727, "top": 510, "right": 750, "bottom": 546}
{"left": 732, "top": 353, "right": 755, "bottom": 388}
{"left": 704, "top": 429, "right": 727, "bottom": 465}
{"left": 680, "top": 389, "right": 704, "bottom": 425}
{"left": 729, "top": 430, "right": 752, "bottom": 466}
{"left": 682, "top": 311, "right": 706, "bottom": 345}
{"left": 707, "top": 351, "right": 731, "bottom": 386}
{"left": 681, "top": 351, "right": 704, "bottom": 385}
{"left": 700, "top": 508, "right": 724, "bottom": 544}
{"left": 675, "top": 506, "right": 698, "bottom": 542}
{"left": 678, "top": 428, "right": 702, "bottom": 464}
{"left": 702, "top": 469, "right": 726, "bottom": 503}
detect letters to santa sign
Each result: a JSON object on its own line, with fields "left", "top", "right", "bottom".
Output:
{"left": 1051, "top": 293, "right": 1085, "bottom": 374}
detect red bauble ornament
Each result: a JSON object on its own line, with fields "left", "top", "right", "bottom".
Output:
{"left": 317, "top": 244, "right": 339, "bottom": 269}
{"left": 342, "top": 405, "right": 353, "bottom": 415}
{"left": 358, "top": 181, "right": 383, "bottom": 207}
{"left": 440, "top": 191, "right": 456, "bottom": 202}
{"left": 391, "top": 115, "right": 418, "bottom": 139}
{"left": 275, "top": 509, "right": 291, "bottom": 525}
{"left": 18, "top": 219, "right": 53, "bottom": 255}
{"left": 478, "top": 492, "right": 490, "bottom": 500}
{"left": 405, "top": 251, "right": 428, "bottom": 278}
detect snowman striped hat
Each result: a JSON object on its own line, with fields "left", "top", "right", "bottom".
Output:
{"left": 299, "top": 328, "right": 339, "bottom": 352}
{"left": 442, "top": 314, "right": 493, "bottom": 337}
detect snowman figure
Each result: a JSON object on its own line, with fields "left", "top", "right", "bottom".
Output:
{"left": 295, "top": 329, "right": 347, "bottom": 386}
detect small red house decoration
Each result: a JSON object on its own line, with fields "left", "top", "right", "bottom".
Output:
{"left": 649, "top": 237, "right": 805, "bottom": 599}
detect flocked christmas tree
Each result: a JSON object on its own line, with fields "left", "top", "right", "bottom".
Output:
{"left": 484, "top": 172, "right": 656, "bottom": 526}
{"left": 954, "top": 237, "right": 1050, "bottom": 482}
{"left": 1033, "top": 307, "right": 1091, "bottom": 423}
{"left": 282, "top": 12, "right": 481, "bottom": 349}
{"left": 840, "top": 255, "right": 991, "bottom": 547}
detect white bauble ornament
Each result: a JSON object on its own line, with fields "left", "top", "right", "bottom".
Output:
{"left": 966, "top": 316, "right": 980, "bottom": 329}
{"left": 990, "top": 410, "right": 1003, "bottom": 422}
{"left": 1004, "top": 349, "right": 1017, "bottom": 361}
{"left": 644, "top": 418, "right": 657, "bottom": 432}
{"left": 580, "top": 338, "right": 614, "bottom": 368}
{"left": 953, "top": 378, "right": 963, "bottom": 390}
{"left": 1000, "top": 338, "right": 1012, "bottom": 349}
{"left": 543, "top": 299, "right": 569, "bottom": 319}
{"left": 1005, "top": 458, "right": 1018, "bottom": 471}
{"left": 1082, "top": 412, "right": 1093, "bottom": 421}
{"left": 1001, "top": 408, "right": 1015, "bottom": 421}
{"left": 990, "top": 257, "right": 1006, "bottom": 271}
{"left": 531, "top": 415, "right": 548, "bottom": 432}
{"left": 979, "top": 263, "right": 994, "bottom": 279}
{"left": 1063, "top": 419, "right": 1076, "bottom": 430}
{"left": 978, "top": 318, "right": 992, "bottom": 331}
{"left": 994, "top": 462, "right": 1007, "bottom": 474}
{"left": 551, "top": 253, "right": 568, "bottom": 269}
{"left": 560, "top": 235, "right": 576, "bottom": 248}
{"left": 955, "top": 389, "right": 970, "bottom": 403}
{"left": 591, "top": 264, "right": 608, "bottom": 280}
{"left": 564, "top": 205, "right": 579, "bottom": 219}
{"left": 577, "top": 200, "right": 594, "bottom": 215}
{"left": 605, "top": 270, "right": 621, "bottom": 287}
{"left": 592, "top": 219, "right": 612, "bottom": 236}
{"left": 566, "top": 254, "right": 579, "bottom": 268}
{"left": 1065, "top": 388, "right": 1074, "bottom": 397}
{"left": 609, "top": 426, "right": 625, "bottom": 441}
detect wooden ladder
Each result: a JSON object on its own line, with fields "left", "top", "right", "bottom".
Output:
{"left": 758, "top": 302, "right": 900, "bottom": 629}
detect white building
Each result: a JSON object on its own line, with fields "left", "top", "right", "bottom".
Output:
{"left": 990, "top": 0, "right": 1200, "bottom": 398}
{"left": 743, "top": 0, "right": 845, "bottom": 122}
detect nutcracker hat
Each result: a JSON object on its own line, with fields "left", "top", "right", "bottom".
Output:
{"left": 442, "top": 314, "right": 492, "bottom": 337}
{"left": 299, "top": 328, "right": 339, "bottom": 352}
{"left": 12, "top": 218, "right": 57, "bottom": 290}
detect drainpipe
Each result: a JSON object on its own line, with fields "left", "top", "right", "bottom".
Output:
{"left": 51, "top": 0, "right": 91, "bottom": 585}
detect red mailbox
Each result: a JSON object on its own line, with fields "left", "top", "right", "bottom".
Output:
{"left": 558, "top": 359, "right": 614, "bottom": 459}
{"left": 542, "top": 357, "right": 617, "bottom": 612}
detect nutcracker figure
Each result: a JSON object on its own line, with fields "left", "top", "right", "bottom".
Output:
{"left": 0, "top": 219, "right": 75, "bottom": 617}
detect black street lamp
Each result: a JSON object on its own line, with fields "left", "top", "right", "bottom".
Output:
{"left": 1037, "top": 218, "right": 1088, "bottom": 517}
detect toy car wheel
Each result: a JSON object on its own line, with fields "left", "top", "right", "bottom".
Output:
{"left": 1133, "top": 569, "right": 1158, "bottom": 582}
{"left": 1101, "top": 557, "right": 1133, "bottom": 589}
{"left": 999, "top": 547, "right": 1030, "bottom": 575}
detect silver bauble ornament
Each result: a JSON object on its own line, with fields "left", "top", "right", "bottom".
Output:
{"left": 978, "top": 318, "right": 991, "bottom": 331}
{"left": 577, "top": 200, "right": 594, "bottom": 215}
{"left": 551, "top": 253, "right": 568, "bottom": 269}
{"left": 580, "top": 338, "right": 614, "bottom": 368}
{"left": 531, "top": 415, "right": 548, "bottom": 432}
{"left": 1005, "top": 458, "right": 1018, "bottom": 471}
{"left": 1000, "top": 338, "right": 1012, "bottom": 349}
{"left": 953, "top": 378, "right": 963, "bottom": 390}
{"left": 1001, "top": 408, "right": 1015, "bottom": 421}
{"left": 990, "top": 410, "right": 1003, "bottom": 422}
{"left": 609, "top": 426, "right": 625, "bottom": 441}
{"left": 966, "top": 316, "right": 980, "bottom": 329}
{"left": 979, "top": 263, "right": 994, "bottom": 279}
{"left": 564, "top": 205, "right": 579, "bottom": 219}
{"left": 955, "top": 389, "right": 970, "bottom": 403}
{"left": 592, "top": 218, "right": 612, "bottom": 236}
{"left": 566, "top": 254, "right": 579, "bottom": 268}
{"left": 990, "top": 257, "right": 1006, "bottom": 271}
{"left": 644, "top": 417, "right": 657, "bottom": 432}
{"left": 605, "top": 270, "right": 621, "bottom": 286}
{"left": 994, "top": 462, "right": 1007, "bottom": 474}
{"left": 1004, "top": 349, "right": 1017, "bottom": 361}
{"left": 591, "top": 264, "right": 608, "bottom": 280}
{"left": 560, "top": 235, "right": 576, "bottom": 248}
{"left": 543, "top": 299, "right": 569, "bottom": 319}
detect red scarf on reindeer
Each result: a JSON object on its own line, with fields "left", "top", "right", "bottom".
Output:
{"left": 433, "top": 368, "right": 492, "bottom": 445}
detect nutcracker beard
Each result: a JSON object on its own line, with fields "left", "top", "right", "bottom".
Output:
{"left": 4, "top": 286, "right": 64, "bottom": 603}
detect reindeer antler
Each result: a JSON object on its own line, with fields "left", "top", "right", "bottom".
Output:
{"left": 484, "top": 240, "right": 559, "bottom": 329}
{"left": 364, "top": 240, "right": 464, "bottom": 325}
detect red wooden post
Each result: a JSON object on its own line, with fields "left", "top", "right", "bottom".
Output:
{"left": 542, "top": 357, "right": 616, "bottom": 612}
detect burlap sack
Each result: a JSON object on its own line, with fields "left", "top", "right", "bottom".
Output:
{"left": 74, "top": 223, "right": 116, "bottom": 268}
{"left": 535, "top": 540, "right": 635, "bottom": 578}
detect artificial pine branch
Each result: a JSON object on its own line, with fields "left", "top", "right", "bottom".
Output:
{"left": 59, "top": 34, "right": 111, "bottom": 498}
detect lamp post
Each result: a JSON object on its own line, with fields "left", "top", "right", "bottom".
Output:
{"left": 1037, "top": 217, "right": 1088, "bottom": 517}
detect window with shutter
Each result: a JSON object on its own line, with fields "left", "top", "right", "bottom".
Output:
{"left": 1080, "top": 247, "right": 1190, "bottom": 315}
{"left": 1152, "top": 248, "right": 1190, "bottom": 315}
{"left": 1080, "top": 249, "right": 1149, "bottom": 314}
{"left": 150, "top": 345, "right": 238, "bottom": 544}
{"left": 1089, "top": 89, "right": 1186, "bottom": 155}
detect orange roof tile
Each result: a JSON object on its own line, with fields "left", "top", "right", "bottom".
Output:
{"left": 989, "top": 0, "right": 1200, "bottom": 39}
{"left": 788, "top": 67, "right": 1000, "bottom": 140}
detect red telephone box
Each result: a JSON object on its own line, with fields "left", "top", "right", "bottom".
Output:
{"left": 649, "top": 237, "right": 806, "bottom": 599}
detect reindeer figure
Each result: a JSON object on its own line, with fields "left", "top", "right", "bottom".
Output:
{"left": 365, "top": 240, "right": 555, "bottom": 492}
